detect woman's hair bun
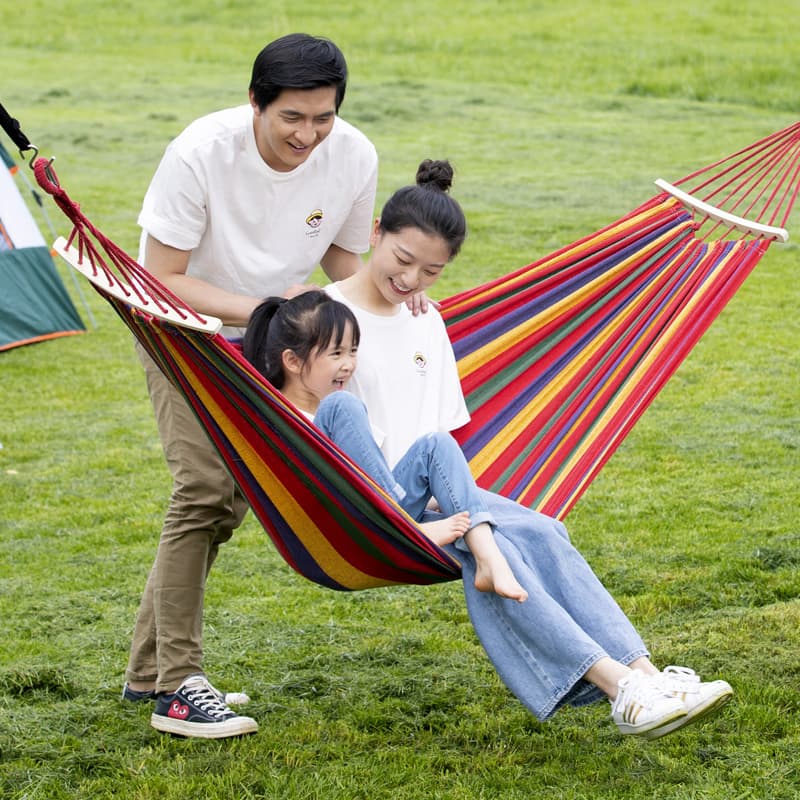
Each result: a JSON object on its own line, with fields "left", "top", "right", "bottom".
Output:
{"left": 415, "top": 159, "right": 454, "bottom": 193}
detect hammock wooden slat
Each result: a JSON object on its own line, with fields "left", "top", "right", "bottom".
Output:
{"left": 32, "top": 120, "right": 799, "bottom": 591}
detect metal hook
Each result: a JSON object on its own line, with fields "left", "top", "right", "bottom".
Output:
{"left": 21, "top": 144, "right": 39, "bottom": 167}
{"left": 43, "top": 155, "right": 58, "bottom": 187}
{"left": 20, "top": 144, "right": 59, "bottom": 187}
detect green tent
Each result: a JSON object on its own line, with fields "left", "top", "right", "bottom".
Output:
{"left": 0, "top": 140, "right": 85, "bottom": 351}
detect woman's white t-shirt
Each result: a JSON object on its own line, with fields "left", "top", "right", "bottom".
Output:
{"left": 326, "top": 283, "right": 470, "bottom": 468}
{"left": 138, "top": 105, "right": 378, "bottom": 336}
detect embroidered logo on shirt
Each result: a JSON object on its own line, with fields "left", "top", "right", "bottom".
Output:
{"left": 305, "top": 208, "right": 323, "bottom": 240}
{"left": 306, "top": 209, "right": 323, "bottom": 230}
{"left": 414, "top": 352, "right": 427, "bottom": 374}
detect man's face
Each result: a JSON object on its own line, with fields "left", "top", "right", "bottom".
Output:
{"left": 251, "top": 86, "right": 337, "bottom": 172}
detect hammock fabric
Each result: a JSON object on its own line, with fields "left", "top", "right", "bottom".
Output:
{"left": 31, "top": 121, "right": 800, "bottom": 591}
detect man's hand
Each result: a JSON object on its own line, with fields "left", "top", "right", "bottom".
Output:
{"left": 283, "top": 283, "right": 321, "bottom": 299}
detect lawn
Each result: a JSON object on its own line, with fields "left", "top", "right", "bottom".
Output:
{"left": 1, "top": 1, "right": 799, "bottom": 798}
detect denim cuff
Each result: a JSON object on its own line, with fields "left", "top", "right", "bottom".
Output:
{"left": 470, "top": 511, "right": 496, "bottom": 529}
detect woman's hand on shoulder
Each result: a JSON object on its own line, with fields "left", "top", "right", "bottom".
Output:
{"left": 405, "top": 291, "right": 440, "bottom": 316}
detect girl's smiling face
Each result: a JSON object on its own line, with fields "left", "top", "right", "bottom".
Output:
{"left": 367, "top": 222, "right": 450, "bottom": 310}
{"left": 281, "top": 322, "right": 358, "bottom": 412}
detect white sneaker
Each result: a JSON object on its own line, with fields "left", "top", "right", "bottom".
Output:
{"left": 651, "top": 665, "right": 733, "bottom": 736}
{"left": 610, "top": 669, "right": 687, "bottom": 738}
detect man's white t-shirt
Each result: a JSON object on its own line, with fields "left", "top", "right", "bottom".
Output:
{"left": 138, "top": 105, "right": 378, "bottom": 336}
{"left": 326, "top": 283, "right": 470, "bottom": 468}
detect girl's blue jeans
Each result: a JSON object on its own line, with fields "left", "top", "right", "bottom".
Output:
{"left": 314, "top": 392, "right": 495, "bottom": 529}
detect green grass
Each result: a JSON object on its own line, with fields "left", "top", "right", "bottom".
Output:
{"left": 2, "top": 1, "right": 800, "bottom": 797}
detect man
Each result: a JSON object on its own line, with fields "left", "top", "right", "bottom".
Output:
{"left": 122, "top": 33, "right": 378, "bottom": 739}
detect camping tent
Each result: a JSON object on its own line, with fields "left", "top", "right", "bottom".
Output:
{"left": 0, "top": 140, "right": 85, "bottom": 351}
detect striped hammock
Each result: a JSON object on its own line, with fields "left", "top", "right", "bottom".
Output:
{"left": 34, "top": 121, "right": 800, "bottom": 591}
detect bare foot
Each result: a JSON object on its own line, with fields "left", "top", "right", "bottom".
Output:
{"left": 474, "top": 552, "right": 529, "bottom": 603}
{"left": 420, "top": 511, "right": 471, "bottom": 546}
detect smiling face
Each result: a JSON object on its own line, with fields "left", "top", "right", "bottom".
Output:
{"left": 250, "top": 86, "right": 337, "bottom": 172}
{"left": 365, "top": 222, "right": 450, "bottom": 312}
{"left": 281, "top": 322, "right": 358, "bottom": 413}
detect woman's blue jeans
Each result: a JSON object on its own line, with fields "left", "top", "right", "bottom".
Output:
{"left": 315, "top": 391, "right": 649, "bottom": 721}
{"left": 442, "top": 491, "right": 649, "bottom": 719}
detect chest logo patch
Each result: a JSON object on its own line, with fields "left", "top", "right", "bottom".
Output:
{"left": 306, "top": 209, "right": 323, "bottom": 229}
{"left": 414, "top": 351, "right": 427, "bottom": 374}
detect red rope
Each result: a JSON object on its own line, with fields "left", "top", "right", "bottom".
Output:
{"left": 674, "top": 121, "right": 800, "bottom": 237}
{"left": 30, "top": 157, "right": 211, "bottom": 327}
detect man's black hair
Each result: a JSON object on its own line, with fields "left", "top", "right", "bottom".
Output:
{"left": 250, "top": 33, "right": 347, "bottom": 111}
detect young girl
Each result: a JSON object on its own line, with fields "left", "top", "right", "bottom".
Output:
{"left": 321, "top": 158, "right": 732, "bottom": 739}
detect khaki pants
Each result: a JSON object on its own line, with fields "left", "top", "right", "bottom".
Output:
{"left": 125, "top": 344, "right": 250, "bottom": 692}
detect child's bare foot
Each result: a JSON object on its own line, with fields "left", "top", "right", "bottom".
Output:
{"left": 474, "top": 553, "right": 528, "bottom": 603}
{"left": 420, "top": 512, "right": 471, "bottom": 546}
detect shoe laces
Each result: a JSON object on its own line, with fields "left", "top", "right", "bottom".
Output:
{"left": 613, "top": 670, "right": 671, "bottom": 712}
{"left": 183, "top": 677, "right": 233, "bottom": 719}
{"left": 658, "top": 665, "right": 701, "bottom": 695}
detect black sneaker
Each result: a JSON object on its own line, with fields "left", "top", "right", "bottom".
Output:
{"left": 122, "top": 683, "right": 157, "bottom": 703}
{"left": 150, "top": 674, "right": 258, "bottom": 739}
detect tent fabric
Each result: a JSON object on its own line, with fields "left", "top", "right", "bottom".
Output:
{"left": 0, "top": 141, "right": 84, "bottom": 352}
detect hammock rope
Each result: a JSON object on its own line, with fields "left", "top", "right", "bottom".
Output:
{"left": 25, "top": 120, "right": 800, "bottom": 591}
{"left": 672, "top": 121, "right": 800, "bottom": 234}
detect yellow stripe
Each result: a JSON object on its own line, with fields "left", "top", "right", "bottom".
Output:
{"left": 449, "top": 200, "right": 680, "bottom": 320}
{"left": 466, "top": 223, "right": 693, "bottom": 479}
{"left": 458, "top": 212, "right": 690, "bottom": 384}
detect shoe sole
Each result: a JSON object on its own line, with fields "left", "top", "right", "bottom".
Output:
{"left": 616, "top": 706, "right": 687, "bottom": 737}
{"left": 642, "top": 685, "right": 734, "bottom": 740}
{"left": 150, "top": 713, "right": 259, "bottom": 739}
